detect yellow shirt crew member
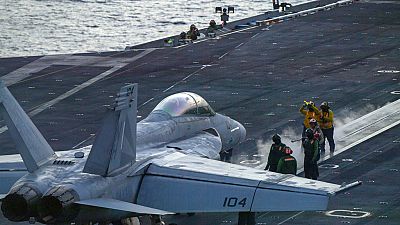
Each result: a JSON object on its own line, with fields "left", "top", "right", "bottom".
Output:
{"left": 318, "top": 101, "right": 335, "bottom": 153}
{"left": 319, "top": 109, "right": 334, "bottom": 129}
{"left": 299, "top": 101, "right": 320, "bottom": 128}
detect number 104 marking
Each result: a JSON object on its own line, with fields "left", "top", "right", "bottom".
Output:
{"left": 223, "top": 197, "right": 247, "bottom": 207}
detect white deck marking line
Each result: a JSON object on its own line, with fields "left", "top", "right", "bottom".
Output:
{"left": 139, "top": 65, "right": 208, "bottom": 108}
{"left": 235, "top": 43, "right": 244, "bottom": 49}
{"left": 140, "top": 97, "right": 155, "bottom": 107}
{"left": 218, "top": 52, "right": 229, "bottom": 59}
{"left": 251, "top": 33, "right": 260, "bottom": 39}
{"left": 72, "top": 135, "right": 95, "bottom": 149}
{"left": 0, "top": 49, "right": 155, "bottom": 135}
{"left": 277, "top": 211, "right": 304, "bottom": 225}
{"left": 163, "top": 65, "right": 207, "bottom": 93}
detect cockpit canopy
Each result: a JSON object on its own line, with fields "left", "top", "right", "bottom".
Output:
{"left": 153, "top": 92, "right": 216, "bottom": 117}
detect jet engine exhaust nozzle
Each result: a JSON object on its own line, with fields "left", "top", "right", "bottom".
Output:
{"left": 37, "top": 187, "right": 79, "bottom": 224}
{"left": 1, "top": 185, "right": 41, "bottom": 222}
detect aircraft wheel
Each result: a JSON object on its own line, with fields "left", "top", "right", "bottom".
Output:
{"left": 238, "top": 212, "right": 256, "bottom": 225}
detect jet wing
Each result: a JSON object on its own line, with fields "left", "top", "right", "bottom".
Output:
{"left": 136, "top": 153, "right": 360, "bottom": 213}
{"left": 165, "top": 131, "right": 222, "bottom": 159}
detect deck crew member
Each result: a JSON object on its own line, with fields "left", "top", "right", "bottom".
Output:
{"left": 280, "top": 2, "right": 292, "bottom": 12}
{"left": 276, "top": 146, "right": 297, "bottom": 175}
{"left": 187, "top": 24, "right": 200, "bottom": 40}
{"left": 265, "top": 134, "right": 286, "bottom": 172}
{"left": 309, "top": 118, "right": 324, "bottom": 154}
{"left": 221, "top": 8, "right": 229, "bottom": 25}
{"left": 318, "top": 101, "right": 335, "bottom": 153}
{"left": 178, "top": 31, "right": 189, "bottom": 45}
{"left": 302, "top": 128, "right": 319, "bottom": 180}
{"left": 299, "top": 101, "right": 320, "bottom": 137}
{"left": 206, "top": 20, "right": 221, "bottom": 37}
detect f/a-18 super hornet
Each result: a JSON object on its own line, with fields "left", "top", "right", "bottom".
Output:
{"left": 0, "top": 82, "right": 360, "bottom": 225}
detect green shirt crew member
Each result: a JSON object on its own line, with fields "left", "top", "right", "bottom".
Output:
{"left": 277, "top": 147, "right": 297, "bottom": 175}
{"left": 302, "top": 128, "right": 320, "bottom": 180}
{"left": 265, "top": 134, "right": 286, "bottom": 172}
{"left": 206, "top": 20, "right": 222, "bottom": 36}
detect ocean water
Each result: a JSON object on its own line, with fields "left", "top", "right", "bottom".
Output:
{"left": 0, "top": 0, "right": 306, "bottom": 57}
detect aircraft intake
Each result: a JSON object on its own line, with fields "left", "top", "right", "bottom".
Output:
{"left": 0, "top": 184, "right": 41, "bottom": 222}
{"left": 37, "top": 186, "right": 79, "bottom": 224}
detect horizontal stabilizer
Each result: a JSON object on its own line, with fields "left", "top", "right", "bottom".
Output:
{"left": 0, "top": 81, "right": 56, "bottom": 173}
{"left": 136, "top": 153, "right": 360, "bottom": 213}
{"left": 75, "top": 198, "right": 173, "bottom": 215}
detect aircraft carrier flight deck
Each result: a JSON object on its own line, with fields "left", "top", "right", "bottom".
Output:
{"left": 0, "top": 0, "right": 399, "bottom": 224}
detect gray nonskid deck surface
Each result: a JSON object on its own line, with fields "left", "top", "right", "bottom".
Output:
{"left": 0, "top": 0, "right": 399, "bottom": 224}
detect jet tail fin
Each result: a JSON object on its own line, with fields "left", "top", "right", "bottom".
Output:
{"left": 0, "top": 81, "right": 56, "bottom": 173}
{"left": 83, "top": 84, "right": 138, "bottom": 177}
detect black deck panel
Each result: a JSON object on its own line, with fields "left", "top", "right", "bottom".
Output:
{"left": 0, "top": 65, "right": 113, "bottom": 153}
{"left": 0, "top": 0, "right": 399, "bottom": 224}
{"left": 0, "top": 56, "right": 41, "bottom": 76}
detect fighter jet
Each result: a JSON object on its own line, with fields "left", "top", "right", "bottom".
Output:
{"left": 0, "top": 82, "right": 360, "bottom": 225}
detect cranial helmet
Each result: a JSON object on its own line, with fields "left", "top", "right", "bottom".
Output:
{"left": 320, "top": 101, "right": 330, "bottom": 110}
{"left": 272, "top": 134, "right": 281, "bottom": 144}
{"left": 305, "top": 128, "right": 314, "bottom": 139}
{"left": 284, "top": 147, "right": 293, "bottom": 155}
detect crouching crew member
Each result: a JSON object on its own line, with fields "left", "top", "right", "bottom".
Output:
{"left": 187, "top": 24, "right": 200, "bottom": 40}
{"left": 302, "top": 128, "right": 319, "bottom": 180}
{"left": 265, "top": 134, "right": 286, "bottom": 172}
{"left": 318, "top": 101, "right": 335, "bottom": 153}
{"left": 206, "top": 19, "right": 221, "bottom": 37}
{"left": 277, "top": 146, "right": 297, "bottom": 175}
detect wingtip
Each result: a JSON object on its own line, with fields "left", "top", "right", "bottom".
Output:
{"left": 334, "top": 181, "right": 362, "bottom": 195}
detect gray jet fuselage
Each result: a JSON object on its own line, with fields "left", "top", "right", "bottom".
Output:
{"left": 1, "top": 91, "right": 246, "bottom": 224}
{"left": 137, "top": 111, "right": 245, "bottom": 157}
